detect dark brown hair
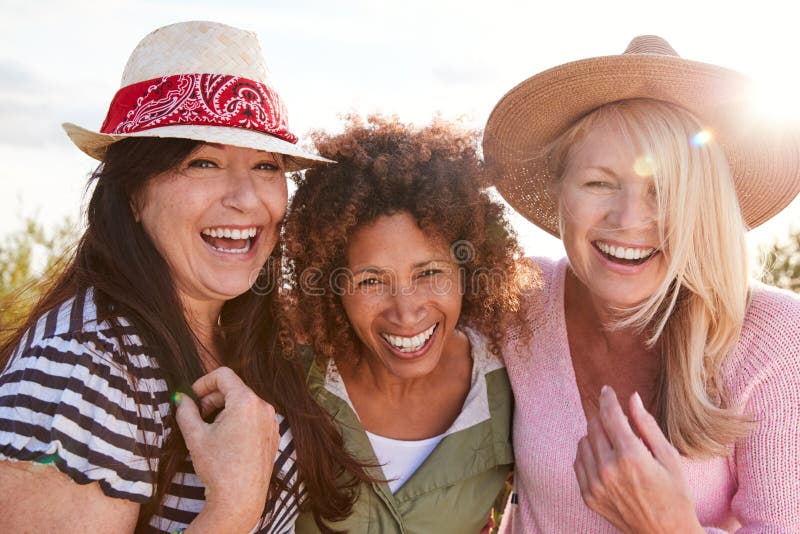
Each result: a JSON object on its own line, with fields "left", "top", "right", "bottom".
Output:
{"left": 283, "top": 115, "right": 536, "bottom": 362}
{"left": 0, "top": 137, "right": 367, "bottom": 531}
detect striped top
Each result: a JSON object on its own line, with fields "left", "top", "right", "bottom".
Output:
{"left": 0, "top": 288, "right": 302, "bottom": 533}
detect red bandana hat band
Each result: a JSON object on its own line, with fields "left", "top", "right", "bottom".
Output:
{"left": 100, "top": 73, "right": 298, "bottom": 144}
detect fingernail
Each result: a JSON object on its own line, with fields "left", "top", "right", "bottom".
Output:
{"left": 601, "top": 385, "right": 609, "bottom": 395}
{"left": 633, "top": 391, "right": 644, "bottom": 411}
{"left": 172, "top": 392, "right": 183, "bottom": 405}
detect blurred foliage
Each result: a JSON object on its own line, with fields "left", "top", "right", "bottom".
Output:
{"left": 759, "top": 226, "right": 800, "bottom": 293}
{"left": 0, "top": 217, "right": 79, "bottom": 337}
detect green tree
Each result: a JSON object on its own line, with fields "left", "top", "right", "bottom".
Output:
{"left": 0, "top": 217, "right": 79, "bottom": 334}
{"left": 759, "top": 226, "right": 800, "bottom": 293}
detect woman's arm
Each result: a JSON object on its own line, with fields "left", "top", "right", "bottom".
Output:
{"left": 573, "top": 386, "right": 704, "bottom": 534}
{"left": 0, "top": 461, "right": 140, "bottom": 532}
{"left": 575, "top": 377, "right": 800, "bottom": 533}
{"left": 176, "top": 367, "right": 281, "bottom": 534}
{"left": 0, "top": 365, "right": 279, "bottom": 533}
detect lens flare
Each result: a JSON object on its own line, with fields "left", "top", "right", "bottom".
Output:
{"left": 691, "top": 130, "right": 712, "bottom": 146}
{"left": 633, "top": 155, "right": 656, "bottom": 177}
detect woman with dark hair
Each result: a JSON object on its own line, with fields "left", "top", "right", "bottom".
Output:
{"left": 284, "top": 115, "right": 536, "bottom": 533}
{"left": 0, "top": 21, "right": 368, "bottom": 533}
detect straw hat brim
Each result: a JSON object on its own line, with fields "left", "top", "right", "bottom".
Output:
{"left": 483, "top": 54, "right": 800, "bottom": 237}
{"left": 63, "top": 122, "right": 334, "bottom": 172}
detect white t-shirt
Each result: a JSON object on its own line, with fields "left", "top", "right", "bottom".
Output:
{"left": 365, "top": 430, "right": 445, "bottom": 493}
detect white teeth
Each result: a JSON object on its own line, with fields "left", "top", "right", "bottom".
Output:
{"left": 596, "top": 241, "right": 655, "bottom": 260}
{"left": 382, "top": 324, "right": 437, "bottom": 352}
{"left": 201, "top": 226, "right": 258, "bottom": 254}
{"left": 209, "top": 240, "right": 252, "bottom": 254}
{"left": 201, "top": 226, "right": 258, "bottom": 239}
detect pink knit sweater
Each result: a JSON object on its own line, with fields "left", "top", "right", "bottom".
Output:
{"left": 500, "top": 257, "right": 800, "bottom": 533}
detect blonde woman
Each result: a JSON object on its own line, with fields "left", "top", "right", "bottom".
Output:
{"left": 483, "top": 36, "right": 800, "bottom": 531}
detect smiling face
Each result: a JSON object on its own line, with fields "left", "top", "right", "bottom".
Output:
{"left": 558, "top": 118, "right": 667, "bottom": 310}
{"left": 340, "top": 212, "right": 464, "bottom": 381}
{"left": 135, "top": 143, "right": 288, "bottom": 316}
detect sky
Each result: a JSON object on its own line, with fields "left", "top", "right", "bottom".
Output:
{"left": 1, "top": 0, "right": 799, "bottom": 264}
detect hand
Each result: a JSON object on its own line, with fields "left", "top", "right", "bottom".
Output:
{"left": 572, "top": 386, "right": 703, "bottom": 534}
{"left": 479, "top": 509, "right": 496, "bottom": 534}
{"left": 175, "top": 367, "right": 281, "bottom": 532}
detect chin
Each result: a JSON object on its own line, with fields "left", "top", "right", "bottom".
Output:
{"left": 211, "top": 280, "right": 257, "bottom": 301}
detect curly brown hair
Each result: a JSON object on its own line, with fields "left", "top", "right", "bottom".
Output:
{"left": 283, "top": 115, "right": 536, "bottom": 362}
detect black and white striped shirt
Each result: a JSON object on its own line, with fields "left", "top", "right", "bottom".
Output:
{"left": 0, "top": 288, "right": 302, "bottom": 533}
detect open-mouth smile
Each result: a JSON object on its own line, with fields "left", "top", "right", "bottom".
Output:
{"left": 593, "top": 240, "right": 658, "bottom": 266}
{"left": 381, "top": 323, "right": 438, "bottom": 353}
{"left": 200, "top": 225, "right": 261, "bottom": 255}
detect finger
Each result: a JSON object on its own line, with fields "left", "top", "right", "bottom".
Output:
{"left": 192, "top": 366, "right": 246, "bottom": 398}
{"left": 199, "top": 391, "right": 226, "bottom": 417}
{"left": 598, "top": 385, "right": 647, "bottom": 455}
{"left": 577, "top": 437, "right": 600, "bottom": 488}
{"left": 174, "top": 392, "right": 204, "bottom": 450}
{"left": 629, "top": 392, "right": 680, "bottom": 468}
{"left": 573, "top": 453, "right": 589, "bottom": 496}
{"left": 587, "top": 416, "right": 614, "bottom": 464}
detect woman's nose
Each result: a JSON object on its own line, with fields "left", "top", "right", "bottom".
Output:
{"left": 221, "top": 166, "right": 260, "bottom": 212}
{"left": 386, "top": 285, "right": 426, "bottom": 326}
{"left": 607, "top": 185, "right": 656, "bottom": 231}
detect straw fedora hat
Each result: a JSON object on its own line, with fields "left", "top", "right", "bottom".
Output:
{"left": 483, "top": 35, "right": 800, "bottom": 237}
{"left": 63, "top": 21, "right": 332, "bottom": 172}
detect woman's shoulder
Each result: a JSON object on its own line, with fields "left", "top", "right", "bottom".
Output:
{"left": 0, "top": 288, "right": 170, "bottom": 503}
{"left": 740, "top": 282, "right": 800, "bottom": 353}
{"left": 725, "top": 282, "right": 800, "bottom": 397}
{"left": 500, "top": 256, "right": 567, "bottom": 352}
{"left": 3, "top": 287, "right": 164, "bottom": 404}
{"left": 14, "top": 288, "right": 150, "bottom": 360}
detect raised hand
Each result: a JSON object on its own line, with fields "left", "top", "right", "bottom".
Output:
{"left": 572, "top": 386, "right": 704, "bottom": 534}
{"left": 176, "top": 367, "right": 281, "bottom": 533}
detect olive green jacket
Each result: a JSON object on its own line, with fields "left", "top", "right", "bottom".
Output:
{"left": 296, "top": 331, "right": 514, "bottom": 534}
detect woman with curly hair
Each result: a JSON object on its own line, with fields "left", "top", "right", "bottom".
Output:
{"left": 284, "top": 116, "right": 535, "bottom": 533}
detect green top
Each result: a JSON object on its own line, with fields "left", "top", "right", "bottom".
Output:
{"left": 296, "top": 330, "right": 514, "bottom": 534}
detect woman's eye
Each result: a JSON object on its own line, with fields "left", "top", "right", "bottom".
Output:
{"left": 586, "top": 181, "right": 612, "bottom": 188}
{"left": 419, "top": 269, "right": 443, "bottom": 278}
{"left": 255, "top": 162, "right": 280, "bottom": 171}
{"left": 357, "top": 278, "right": 381, "bottom": 287}
{"left": 187, "top": 159, "right": 217, "bottom": 169}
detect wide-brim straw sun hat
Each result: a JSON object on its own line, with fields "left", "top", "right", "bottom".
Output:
{"left": 63, "top": 20, "right": 332, "bottom": 172}
{"left": 483, "top": 35, "right": 800, "bottom": 237}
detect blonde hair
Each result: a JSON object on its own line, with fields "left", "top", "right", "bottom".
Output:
{"left": 549, "top": 98, "right": 752, "bottom": 458}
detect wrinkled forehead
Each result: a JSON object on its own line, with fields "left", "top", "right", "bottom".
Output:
{"left": 562, "top": 118, "right": 644, "bottom": 174}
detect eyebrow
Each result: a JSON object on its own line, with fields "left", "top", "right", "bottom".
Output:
{"left": 584, "top": 165, "right": 618, "bottom": 177}
{"left": 200, "top": 142, "right": 276, "bottom": 158}
{"left": 414, "top": 259, "right": 450, "bottom": 268}
{"left": 351, "top": 259, "right": 450, "bottom": 276}
{"left": 352, "top": 267, "right": 384, "bottom": 276}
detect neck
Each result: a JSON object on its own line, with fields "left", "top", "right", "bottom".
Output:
{"left": 565, "top": 268, "right": 651, "bottom": 355}
{"left": 179, "top": 292, "right": 224, "bottom": 371}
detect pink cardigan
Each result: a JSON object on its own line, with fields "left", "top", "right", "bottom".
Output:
{"left": 500, "top": 257, "right": 800, "bottom": 533}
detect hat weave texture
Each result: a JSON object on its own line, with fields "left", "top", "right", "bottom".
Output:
{"left": 483, "top": 35, "right": 800, "bottom": 236}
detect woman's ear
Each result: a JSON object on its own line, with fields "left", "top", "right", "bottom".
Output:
{"left": 129, "top": 195, "right": 141, "bottom": 223}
